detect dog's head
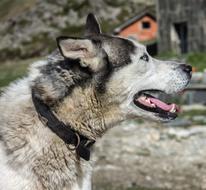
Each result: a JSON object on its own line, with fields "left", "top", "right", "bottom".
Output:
{"left": 52, "top": 13, "right": 191, "bottom": 122}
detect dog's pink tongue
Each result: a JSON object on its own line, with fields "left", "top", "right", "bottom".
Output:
{"left": 149, "top": 97, "right": 175, "bottom": 111}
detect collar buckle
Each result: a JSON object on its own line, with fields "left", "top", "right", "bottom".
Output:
{"left": 67, "top": 132, "right": 80, "bottom": 151}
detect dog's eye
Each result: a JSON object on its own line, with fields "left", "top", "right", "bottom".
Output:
{"left": 140, "top": 54, "right": 149, "bottom": 62}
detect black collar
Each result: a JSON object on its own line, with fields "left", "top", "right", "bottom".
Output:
{"left": 31, "top": 89, "right": 95, "bottom": 161}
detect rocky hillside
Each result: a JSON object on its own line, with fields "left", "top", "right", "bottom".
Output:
{"left": 0, "top": 0, "right": 154, "bottom": 61}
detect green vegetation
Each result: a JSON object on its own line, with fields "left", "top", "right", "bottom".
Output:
{"left": 179, "top": 109, "right": 206, "bottom": 125}
{"left": 65, "top": 0, "right": 90, "bottom": 11}
{"left": 101, "top": 20, "right": 119, "bottom": 33}
{"left": 156, "top": 52, "right": 206, "bottom": 72}
{"left": 61, "top": 25, "right": 84, "bottom": 37}
{"left": 117, "top": 8, "right": 130, "bottom": 23}
{"left": 97, "top": 185, "right": 164, "bottom": 190}
{"left": 22, "top": 33, "right": 56, "bottom": 58}
{"left": 0, "top": 0, "right": 36, "bottom": 21}
{"left": 126, "top": 187, "right": 164, "bottom": 190}
{"left": 104, "top": 0, "right": 125, "bottom": 7}
{"left": 180, "top": 109, "right": 206, "bottom": 118}
{"left": 141, "top": 39, "right": 157, "bottom": 45}
{"left": 0, "top": 57, "right": 40, "bottom": 88}
{"left": 187, "top": 53, "right": 206, "bottom": 72}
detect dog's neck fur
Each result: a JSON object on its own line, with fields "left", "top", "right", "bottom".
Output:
{"left": 55, "top": 85, "right": 125, "bottom": 140}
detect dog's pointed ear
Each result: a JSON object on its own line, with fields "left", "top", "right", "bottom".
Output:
{"left": 84, "top": 13, "right": 101, "bottom": 36}
{"left": 57, "top": 36, "right": 95, "bottom": 60}
{"left": 56, "top": 36, "right": 107, "bottom": 72}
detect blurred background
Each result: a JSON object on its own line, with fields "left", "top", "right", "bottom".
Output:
{"left": 0, "top": 0, "right": 206, "bottom": 189}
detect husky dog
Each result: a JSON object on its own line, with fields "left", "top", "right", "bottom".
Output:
{"left": 0, "top": 13, "right": 191, "bottom": 190}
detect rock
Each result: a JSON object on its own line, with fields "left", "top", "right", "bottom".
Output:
{"left": 164, "top": 118, "right": 192, "bottom": 127}
{"left": 0, "top": 0, "right": 154, "bottom": 61}
{"left": 182, "top": 104, "right": 206, "bottom": 111}
{"left": 93, "top": 120, "right": 206, "bottom": 190}
{"left": 193, "top": 116, "right": 206, "bottom": 123}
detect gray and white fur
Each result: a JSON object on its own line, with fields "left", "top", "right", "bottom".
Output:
{"left": 0, "top": 13, "right": 191, "bottom": 190}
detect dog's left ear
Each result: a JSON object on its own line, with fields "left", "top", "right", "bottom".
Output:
{"left": 84, "top": 13, "right": 101, "bottom": 36}
{"left": 57, "top": 36, "right": 107, "bottom": 72}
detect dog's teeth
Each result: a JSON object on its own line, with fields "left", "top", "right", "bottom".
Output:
{"left": 169, "top": 104, "right": 176, "bottom": 113}
{"left": 146, "top": 99, "right": 150, "bottom": 103}
{"left": 139, "top": 96, "right": 146, "bottom": 101}
{"left": 150, "top": 103, "right": 156, "bottom": 107}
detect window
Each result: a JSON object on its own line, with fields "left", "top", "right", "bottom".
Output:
{"left": 173, "top": 22, "right": 188, "bottom": 53}
{"left": 142, "top": 21, "right": 150, "bottom": 29}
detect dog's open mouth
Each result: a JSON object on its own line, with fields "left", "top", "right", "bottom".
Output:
{"left": 133, "top": 90, "right": 179, "bottom": 120}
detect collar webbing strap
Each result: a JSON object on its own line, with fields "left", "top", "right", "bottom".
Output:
{"left": 31, "top": 89, "right": 95, "bottom": 161}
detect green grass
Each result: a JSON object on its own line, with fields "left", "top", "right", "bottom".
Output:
{"left": 0, "top": 57, "right": 40, "bottom": 88}
{"left": 156, "top": 52, "right": 206, "bottom": 72}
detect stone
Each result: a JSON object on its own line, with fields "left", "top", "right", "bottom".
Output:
{"left": 0, "top": 0, "right": 155, "bottom": 61}
{"left": 93, "top": 120, "right": 206, "bottom": 190}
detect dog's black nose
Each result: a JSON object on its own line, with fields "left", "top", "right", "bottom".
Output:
{"left": 179, "top": 64, "right": 192, "bottom": 74}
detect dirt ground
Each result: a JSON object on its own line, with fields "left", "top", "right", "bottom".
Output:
{"left": 92, "top": 120, "right": 206, "bottom": 190}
